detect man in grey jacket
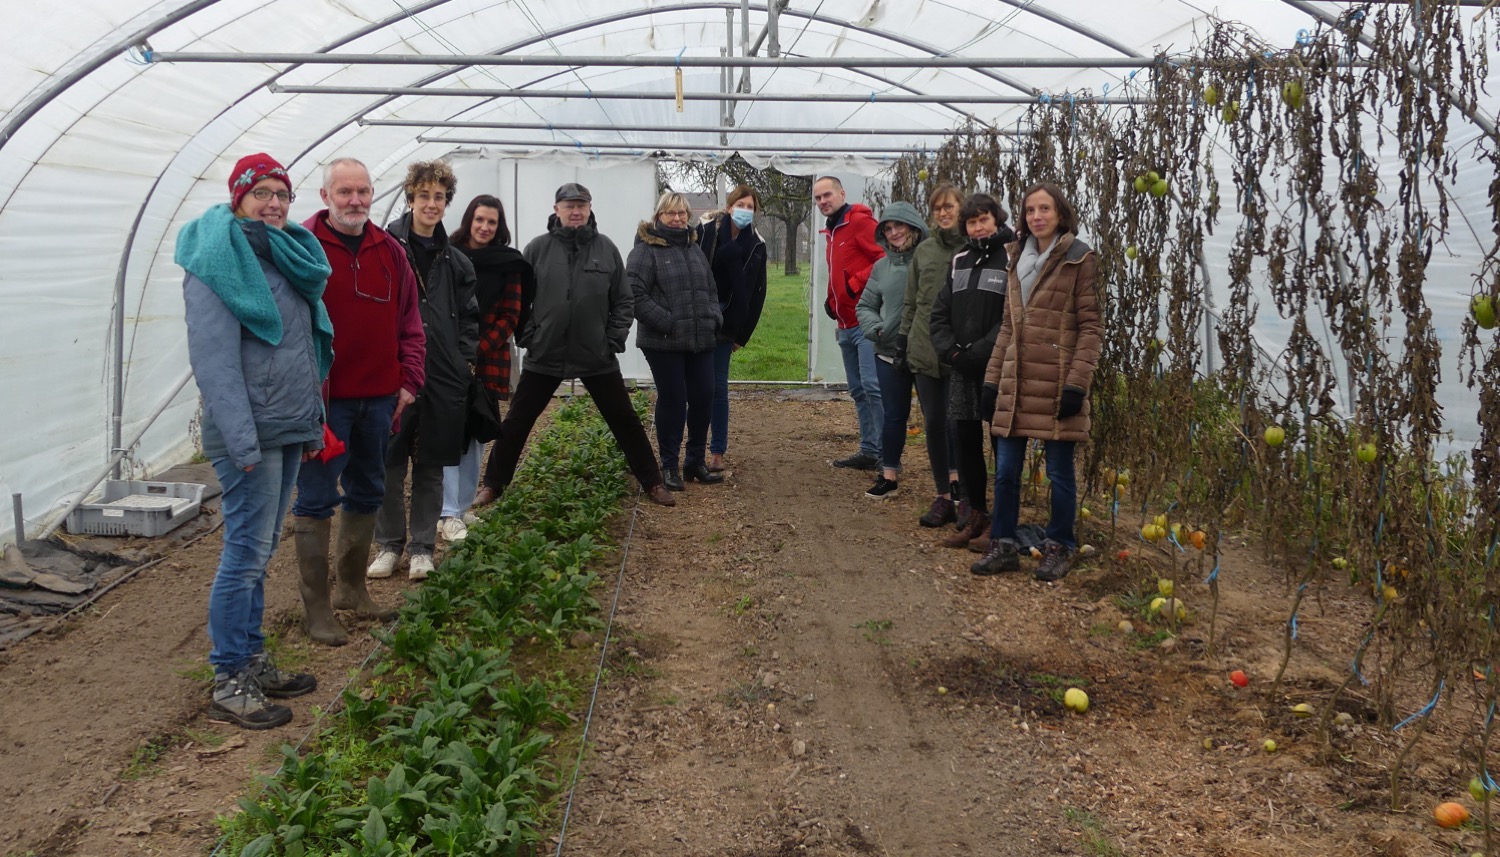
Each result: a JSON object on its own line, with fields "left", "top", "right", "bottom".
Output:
{"left": 479, "top": 183, "right": 676, "bottom": 507}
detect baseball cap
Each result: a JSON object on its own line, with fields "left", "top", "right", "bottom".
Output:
{"left": 555, "top": 182, "right": 592, "bottom": 203}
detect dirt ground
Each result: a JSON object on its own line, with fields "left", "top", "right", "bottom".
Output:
{"left": 0, "top": 391, "right": 1491, "bottom": 857}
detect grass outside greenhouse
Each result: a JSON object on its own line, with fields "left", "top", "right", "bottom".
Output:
{"left": 730, "top": 271, "right": 811, "bottom": 383}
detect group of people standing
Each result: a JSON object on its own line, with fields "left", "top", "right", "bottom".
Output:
{"left": 180, "top": 152, "right": 770, "bottom": 731}
{"left": 818, "top": 176, "right": 1101, "bottom": 585}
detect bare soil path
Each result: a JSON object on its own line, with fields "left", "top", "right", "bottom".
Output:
{"left": 0, "top": 392, "right": 1489, "bottom": 857}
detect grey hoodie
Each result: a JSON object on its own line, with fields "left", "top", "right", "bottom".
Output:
{"left": 855, "top": 201, "right": 928, "bottom": 359}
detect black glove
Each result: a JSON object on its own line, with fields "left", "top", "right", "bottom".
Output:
{"left": 893, "top": 334, "right": 909, "bottom": 372}
{"left": 824, "top": 296, "right": 838, "bottom": 321}
{"left": 981, "top": 384, "right": 999, "bottom": 420}
{"left": 1058, "top": 386, "right": 1085, "bottom": 419}
{"left": 943, "top": 345, "right": 963, "bottom": 367}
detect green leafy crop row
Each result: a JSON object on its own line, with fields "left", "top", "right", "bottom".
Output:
{"left": 222, "top": 395, "right": 638, "bottom": 857}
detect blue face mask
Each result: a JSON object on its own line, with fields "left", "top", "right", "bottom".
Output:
{"left": 731, "top": 208, "right": 755, "bottom": 228}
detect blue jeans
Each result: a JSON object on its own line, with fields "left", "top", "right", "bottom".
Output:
{"left": 991, "top": 436, "right": 1078, "bottom": 547}
{"left": 441, "top": 438, "right": 484, "bottom": 518}
{"left": 710, "top": 340, "right": 734, "bottom": 456}
{"left": 292, "top": 394, "right": 396, "bottom": 518}
{"left": 208, "top": 444, "right": 301, "bottom": 675}
{"left": 641, "top": 347, "right": 715, "bottom": 470}
{"left": 875, "top": 358, "right": 911, "bottom": 473}
{"left": 835, "top": 325, "right": 882, "bottom": 458}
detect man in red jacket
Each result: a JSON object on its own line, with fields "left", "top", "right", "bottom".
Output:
{"left": 290, "top": 157, "right": 427, "bottom": 647}
{"left": 815, "top": 176, "right": 885, "bottom": 470}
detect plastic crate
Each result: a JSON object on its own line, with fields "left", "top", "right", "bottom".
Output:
{"left": 66, "top": 480, "right": 205, "bottom": 537}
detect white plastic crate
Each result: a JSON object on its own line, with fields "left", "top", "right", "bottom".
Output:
{"left": 66, "top": 480, "right": 205, "bottom": 537}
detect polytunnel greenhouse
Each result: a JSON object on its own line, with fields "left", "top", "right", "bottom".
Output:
{"left": 4, "top": 2, "right": 1500, "bottom": 856}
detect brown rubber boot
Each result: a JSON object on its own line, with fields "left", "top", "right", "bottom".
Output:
{"left": 942, "top": 510, "right": 987, "bottom": 549}
{"left": 293, "top": 516, "right": 347, "bottom": 646}
{"left": 331, "top": 512, "right": 397, "bottom": 620}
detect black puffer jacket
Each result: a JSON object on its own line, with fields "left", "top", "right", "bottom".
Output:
{"left": 627, "top": 220, "right": 721, "bottom": 353}
{"left": 386, "top": 214, "right": 478, "bottom": 465}
{"left": 929, "top": 224, "right": 1017, "bottom": 380}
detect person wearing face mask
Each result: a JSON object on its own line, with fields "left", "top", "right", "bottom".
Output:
{"left": 178, "top": 153, "right": 331, "bottom": 728}
{"left": 898, "top": 183, "right": 967, "bottom": 527}
{"left": 370, "top": 160, "right": 479, "bottom": 583}
{"left": 697, "top": 185, "right": 768, "bottom": 474}
{"left": 630, "top": 191, "right": 724, "bottom": 490}
{"left": 855, "top": 201, "right": 927, "bottom": 500}
{"left": 928, "top": 193, "right": 1017, "bottom": 552}
{"left": 972, "top": 182, "right": 1101, "bottom": 582}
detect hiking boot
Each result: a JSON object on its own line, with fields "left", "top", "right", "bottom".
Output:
{"left": 953, "top": 499, "right": 974, "bottom": 531}
{"left": 367, "top": 549, "right": 400, "bottom": 580}
{"left": 865, "top": 477, "right": 899, "bottom": 499}
{"left": 248, "top": 653, "right": 316, "bottom": 699}
{"left": 1034, "top": 540, "right": 1075, "bottom": 582}
{"left": 408, "top": 553, "right": 435, "bottom": 581}
{"left": 437, "top": 516, "right": 469, "bottom": 543}
{"left": 832, "top": 452, "right": 880, "bottom": 471}
{"left": 919, "top": 496, "right": 955, "bottom": 528}
{"left": 971, "top": 538, "right": 1021, "bottom": 576}
{"left": 645, "top": 483, "right": 677, "bottom": 507}
{"left": 662, "top": 468, "right": 685, "bottom": 491}
{"left": 332, "top": 513, "right": 396, "bottom": 621}
{"left": 943, "top": 510, "right": 987, "bottom": 549}
{"left": 968, "top": 533, "right": 992, "bottom": 552}
{"left": 293, "top": 516, "right": 347, "bottom": 647}
{"left": 707, "top": 453, "right": 726, "bottom": 473}
{"left": 209, "top": 668, "right": 292, "bottom": 730}
{"left": 473, "top": 485, "right": 499, "bottom": 507}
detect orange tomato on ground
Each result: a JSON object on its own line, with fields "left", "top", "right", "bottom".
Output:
{"left": 1229, "top": 670, "right": 1248, "bottom": 688}
{"left": 1434, "top": 801, "right": 1469, "bottom": 828}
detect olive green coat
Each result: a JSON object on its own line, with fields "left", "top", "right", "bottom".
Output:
{"left": 900, "top": 225, "right": 966, "bottom": 378}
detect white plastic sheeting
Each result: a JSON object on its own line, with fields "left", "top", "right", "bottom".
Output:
{"left": 0, "top": 0, "right": 1494, "bottom": 542}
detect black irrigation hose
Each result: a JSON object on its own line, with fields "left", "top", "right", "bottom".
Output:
{"left": 551, "top": 485, "right": 644, "bottom": 857}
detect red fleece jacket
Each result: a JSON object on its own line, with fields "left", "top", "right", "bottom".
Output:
{"left": 820, "top": 203, "right": 885, "bottom": 329}
{"left": 306, "top": 212, "right": 426, "bottom": 400}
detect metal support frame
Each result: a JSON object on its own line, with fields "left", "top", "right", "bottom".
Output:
{"left": 419, "top": 136, "right": 991, "bottom": 155}
{"left": 1279, "top": 0, "right": 1498, "bottom": 138}
{"left": 152, "top": 51, "right": 1160, "bottom": 69}
{"left": 274, "top": 83, "right": 1151, "bottom": 104}
{"left": 361, "top": 118, "right": 1027, "bottom": 135}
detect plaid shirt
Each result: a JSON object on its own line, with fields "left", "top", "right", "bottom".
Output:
{"left": 475, "top": 269, "right": 524, "bottom": 400}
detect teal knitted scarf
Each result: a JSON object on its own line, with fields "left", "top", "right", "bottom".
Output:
{"left": 175, "top": 203, "right": 335, "bottom": 379}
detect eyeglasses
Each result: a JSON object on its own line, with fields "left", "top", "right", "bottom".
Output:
{"left": 250, "top": 188, "right": 296, "bottom": 203}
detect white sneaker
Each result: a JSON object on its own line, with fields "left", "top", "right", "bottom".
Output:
{"left": 460, "top": 510, "right": 480, "bottom": 526}
{"left": 437, "top": 516, "right": 469, "bottom": 543}
{"left": 367, "top": 550, "right": 399, "bottom": 579}
{"left": 408, "top": 553, "right": 434, "bottom": 581}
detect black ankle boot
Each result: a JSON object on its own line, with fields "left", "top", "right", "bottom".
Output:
{"left": 662, "top": 468, "right": 685, "bottom": 491}
{"left": 683, "top": 462, "right": 724, "bottom": 484}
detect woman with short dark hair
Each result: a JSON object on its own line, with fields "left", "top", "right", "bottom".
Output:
{"left": 972, "top": 181, "right": 1101, "bottom": 581}
{"left": 929, "top": 193, "right": 1016, "bottom": 552}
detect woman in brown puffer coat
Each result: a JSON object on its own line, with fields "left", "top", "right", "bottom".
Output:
{"left": 971, "top": 182, "right": 1101, "bottom": 583}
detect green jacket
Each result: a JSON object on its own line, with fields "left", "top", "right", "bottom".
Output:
{"left": 901, "top": 225, "right": 967, "bottom": 378}
{"left": 856, "top": 201, "right": 927, "bottom": 359}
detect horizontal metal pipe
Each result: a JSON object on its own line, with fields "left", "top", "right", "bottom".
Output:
{"left": 274, "top": 83, "right": 1149, "bottom": 105}
{"left": 363, "top": 118, "right": 1025, "bottom": 135}
{"left": 157, "top": 51, "right": 1157, "bottom": 69}
{"left": 421, "top": 136, "right": 991, "bottom": 155}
